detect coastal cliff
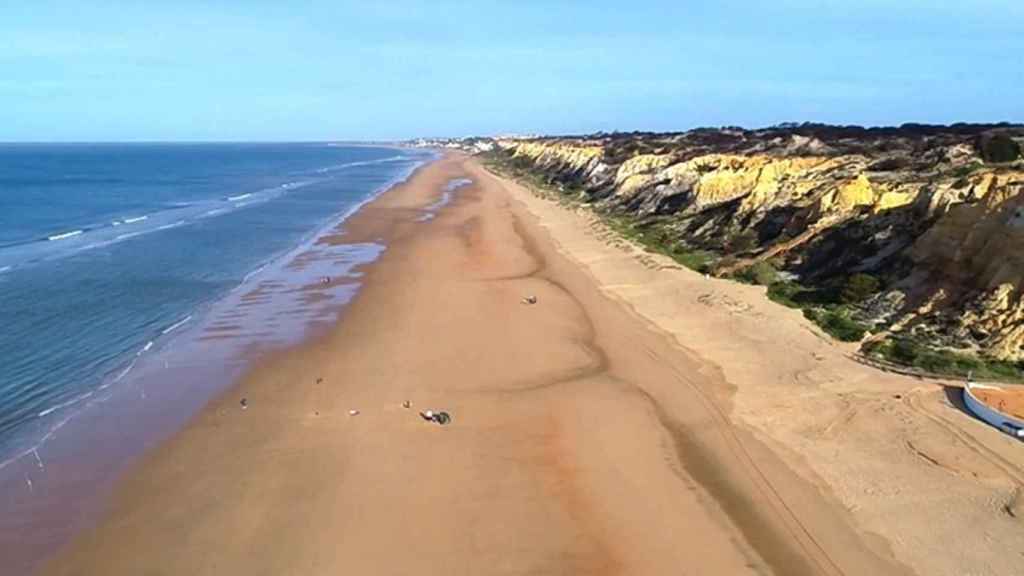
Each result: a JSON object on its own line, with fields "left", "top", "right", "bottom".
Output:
{"left": 485, "top": 124, "right": 1024, "bottom": 373}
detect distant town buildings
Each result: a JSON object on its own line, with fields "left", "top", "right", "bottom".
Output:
{"left": 406, "top": 135, "right": 536, "bottom": 153}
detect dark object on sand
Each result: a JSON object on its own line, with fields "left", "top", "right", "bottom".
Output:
{"left": 521, "top": 295, "right": 537, "bottom": 305}
{"left": 419, "top": 410, "right": 451, "bottom": 425}
{"left": 316, "top": 377, "right": 323, "bottom": 384}
{"left": 240, "top": 397, "right": 248, "bottom": 409}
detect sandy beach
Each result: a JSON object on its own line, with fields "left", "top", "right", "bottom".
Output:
{"left": 495, "top": 161, "right": 1024, "bottom": 576}
{"left": 36, "top": 153, "right": 1021, "bottom": 575}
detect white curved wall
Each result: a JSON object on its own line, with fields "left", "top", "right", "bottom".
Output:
{"left": 963, "top": 383, "right": 1024, "bottom": 437}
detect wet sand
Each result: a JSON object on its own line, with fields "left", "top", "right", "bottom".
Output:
{"left": 40, "top": 154, "right": 913, "bottom": 575}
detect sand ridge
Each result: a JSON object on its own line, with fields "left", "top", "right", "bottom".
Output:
{"left": 42, "top": 154, "right": 917, "bottom": 575}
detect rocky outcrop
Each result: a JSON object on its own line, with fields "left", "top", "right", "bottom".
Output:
{"left": 493, "top": 124, "right": 1024, "bottom": 361}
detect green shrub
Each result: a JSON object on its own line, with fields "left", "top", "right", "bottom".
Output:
{"left": 805, "top": 308, "right": 868, "bottom": 342}
{"left": 716, "top": 255, "right": 738, "bottom": 270}
{"left": 603, "top": 215, "right": 717, "bottom": 273}
{"left": 728, "top": 230, "right": 758, "bottom": 253}
{"left": 673, "top": 249, "right": 715, "bottom": 273}
{"left": 977, "top": 133, "right": 1021, "bottom": 163}
{"left": 890, "top": 338, "right": 923, "bottom": 364}
{"left": 738, "top": 261, "right": 779, "bottom": 286}
{"left": 868, "top": 336, "right": 1024, "bottom": 381}
{"left": 841, "top": 273, "right": 881, "bottom": 304}
{"left": 767, "top": 281, "right": 802, "bottom": 308}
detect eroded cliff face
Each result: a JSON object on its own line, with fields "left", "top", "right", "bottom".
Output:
{"left": 494, "top": 125, "right": 1024, "bottom": 361}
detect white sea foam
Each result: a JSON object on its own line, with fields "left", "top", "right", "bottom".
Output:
{"left": 315, "top": 155, "right": 405, "bottom": 174}
{"left": 113, "top": 359, "right": 137, "bottom": 383}
{"left": 161, "top": 315, "right": 192, "bottom": 335}
{"left": 36, "top": 391, "right": 94, "bottom": 418}
{"left": 157, "top": 220, "right": 186, "bottom": 231}
{"left": 123, "top": 216, "right": 148, "bottom": 224}
{"left": 47, "top": 230, "right": 84, "bottom": 241}
{"left": 116, "top": 231, "right": 143, "bottom": 241}
{"left": 241, "top": 264, "right": 268, "bottom": 284}
{"left": 0, "top": 266, "right": 10, "bottom": 274}
{"left": 227, "top": 193, "right": 252, "bottom": 201}
{"left": 0, "top": 410, "right": 79, "bottom": 472}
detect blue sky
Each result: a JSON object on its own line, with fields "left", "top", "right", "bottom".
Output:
{"left": 2, "top": 1, "right": 1021, "bottom": 141}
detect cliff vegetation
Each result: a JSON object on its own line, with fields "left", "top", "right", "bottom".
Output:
{"left": 483, "top": 123, "right": 1024, "bottom": 380}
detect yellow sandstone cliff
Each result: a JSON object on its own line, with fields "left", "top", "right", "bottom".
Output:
{"left": 496, "top": 126, "right": 1024, "bottom": 362}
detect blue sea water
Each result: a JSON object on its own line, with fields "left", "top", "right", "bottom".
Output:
{"left": 0, "top": 143, "right": 430, "bottom": 460}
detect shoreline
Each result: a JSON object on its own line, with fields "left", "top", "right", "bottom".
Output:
{"left": 0, "top": 151, "right": 436, "bottom": 576}
{"left": 0, "top": 154, "right": 431, "bottom": 461}
{"left": 0, "top": 146, "right": 430, "bottom": 462}
{"left": 38, "top": 152, "right": 916, "bottom": 576}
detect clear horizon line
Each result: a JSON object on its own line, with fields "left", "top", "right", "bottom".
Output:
{"left": 0, "top": 139, "right": 410, "bottom": 145}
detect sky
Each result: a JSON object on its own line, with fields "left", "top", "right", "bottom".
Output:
{"left": 1, "top": 1, "right": 1022, "bottom": 141}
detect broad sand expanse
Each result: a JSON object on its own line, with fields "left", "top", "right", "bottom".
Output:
{"left": 494, "top": 161, "right": 1024, "bottom": 576}
{"left": 38, "top": 154, "right": 1020, "bottom": 575}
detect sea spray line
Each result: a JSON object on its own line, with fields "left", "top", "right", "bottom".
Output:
{"left": 46, "top": 230, "right": 84, "bottom": 241}
{"left": 113, "top": 340, "right": 154, "bottom": 384}
{"left": 36, "top": 391, "right": 94, "bottom": 418}
{"left": 5, "top": 309, "right": 177, "bottom": 472}
{"left": 0, "top": 164, "right": 385, "bottom": 270}
{"left": 241, "top": 264, "right": 268, "bottom": 285}
{"left": 161, "top": 315, "right": 193, "bottom": 335}
{"left": 314, "top": 155, "right": 406, "bottom": 174}
{"left": 157, "top": 220, "right": 186, "bottom": 231}
{"left": 0, "top": 409, "right": 78, "bottom": 473}
{"left": 7, "top": 305, "right": 188, "bottom": 472}
{"left": 113, "top": 359, "right": 138, "bottom": 383}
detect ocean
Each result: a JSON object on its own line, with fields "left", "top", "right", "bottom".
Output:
{"left": 0, "top": 143, "right": 431, "bottom": 465}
